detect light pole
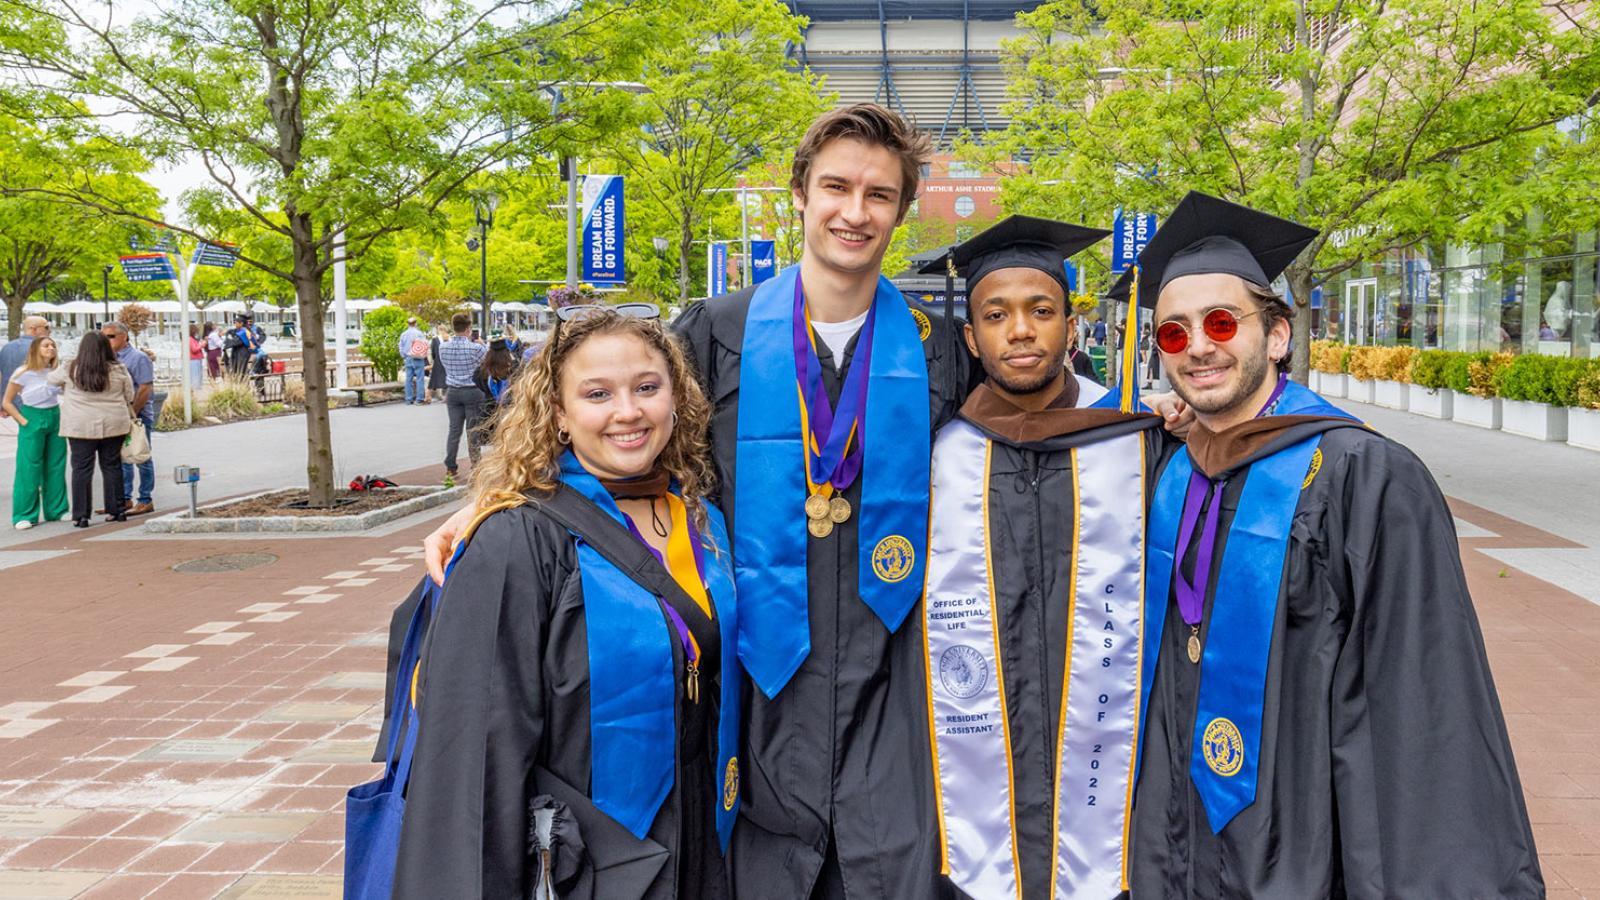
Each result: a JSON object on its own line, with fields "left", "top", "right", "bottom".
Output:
{"left": 536, "top": 81, "right": 654, "bottom": 289}
{"left": 102, "top": 265, "right": 113, "bottom": 324}
{"left": 472, "top": 191, "right": 500, "bottom": 336}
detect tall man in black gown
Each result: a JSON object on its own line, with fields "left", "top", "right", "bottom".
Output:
{"left": 1122, "top": 192, "right": 1542, "bottom": 898}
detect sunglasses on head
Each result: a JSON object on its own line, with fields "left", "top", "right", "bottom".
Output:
{"left": 1155, "top": 307, "right": 1263, "bottom": 354}
{"left": 554, "top": 302, "right": 660, "bottom": 323}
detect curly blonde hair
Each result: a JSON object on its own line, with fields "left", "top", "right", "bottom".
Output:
{"left": 471, "top": 311, "right": 717, "bottom": 526}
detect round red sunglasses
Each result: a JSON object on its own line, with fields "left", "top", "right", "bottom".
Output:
{"left": 1155, "top": 308, "right": 1263, "bottom": 354}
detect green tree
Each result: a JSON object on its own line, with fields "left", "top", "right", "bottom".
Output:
{"left": 0, "top": 117, "right": 158, "bottom": 337}
{"left": 0, "top": 0, "right": 593, "bottom": 504}
{"left": 360, "top": 305, "right": 409, "bottom": 381}
{"left": 586, "top": 0, "right": 830, "bottom": 302}
{"left": 390, "top": 283, "right": 466, "bottom": 328}
{"left": 981, "top": 0, "right": 1600, "bottom": 379}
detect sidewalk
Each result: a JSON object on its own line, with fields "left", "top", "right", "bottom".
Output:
{"left": 0, "top": 398, "right": 1596, "bottom": 897}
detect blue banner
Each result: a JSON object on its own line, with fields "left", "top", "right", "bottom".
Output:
{"left": 1063, "top": 259, "right": 1078, "bottom": 294}
{"left": 1111, "top": 209, "right": 1158, "bottom": 275}
{"left": 710, "top": 242, "right": 729, "bottom": 297}
{"left": 581, "top": 175, "right": 625, "bottom": 285}
{"left": 119, "top": 254, "right": 176, "bottom": 282}
{"left": 751, "top": 240, "right": 777, "bottom": 285}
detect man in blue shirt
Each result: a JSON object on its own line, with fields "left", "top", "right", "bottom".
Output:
{"left": 102, "top": 322, "right": 156, "bottom": 516}
{"left": 0, "top": 316, "right": 49, "bottom": 411}
{"left": 398, "top": 316, "right": 429, "bottom": 404}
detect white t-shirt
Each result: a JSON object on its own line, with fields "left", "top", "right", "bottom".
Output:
{"left": 810, "top": 309, "right": 869, "bottom": 360}
{"left": 9, "top": 367, "right": 60, "bottom": 409}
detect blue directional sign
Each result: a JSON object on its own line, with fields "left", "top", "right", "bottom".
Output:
{"left": 119, "top": 254, "right": 176, "bottom": 282}
{"left": 751, "top": 240, "right": 777, "bottom": 285}
{"left": 192, "top": 241, "right": 240, "bottom": 268}
{"left": 1111, "top": 209, "right": 1158, "bottom": 275}
{"left": 581, "top": 175, "right": 626, "bottom": 285}
{"left": 128, "top": 229, "right": 178, "bottom": 253}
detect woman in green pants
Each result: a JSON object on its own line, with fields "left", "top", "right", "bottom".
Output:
{"left": 2, "top": 337, "right": 68, "bottom": 530}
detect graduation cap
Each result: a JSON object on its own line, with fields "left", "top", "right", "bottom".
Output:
{"left": 1108, "top": 191, "right": 1318, "bottom": 308}
{"left": 921, "top": 215, "right": 1110, "bottom": 299}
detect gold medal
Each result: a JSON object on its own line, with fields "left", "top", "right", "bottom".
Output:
{"left": 808, "top": 516, "right": 834, "bottom": 539}
{"left": 1187, "top": 629, "right": 1202, "bottom": 664}
{"left": 827, "top": 496, "right": 851, "bottom": 524}
{"left": 804, "top": 493, "right": 830, "bottom": 521}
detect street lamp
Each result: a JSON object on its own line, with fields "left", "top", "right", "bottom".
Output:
{"left": 472, "top": 191, "right": 500, "bottom": 336}
{"left": 102, "top": 265, "right": 113, "bottom": 324}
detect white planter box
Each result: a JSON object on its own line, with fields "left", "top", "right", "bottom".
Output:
{"left": 1308, "top": 371, "right": 1321, "bottom": 392}
{"left": 1568, "top": 407, "right": 1600, "bottom": 452}
{"left": 1409, "top": 387, "right": 1454, "bottom": 419}
{"left": 1372, "top": 379, "right": 1410, "bottom": 410}
{"left": 1501, "top": 399, "right": 1568, "bottom": 442}
{"left": 1348, "top": 378, "right": 1376, "bottom": 404}
{"left": 1321, "top": 373, "right": 1347, "bottom": 398}
{"left": 1453, "top": 394, "right": 1502, "bottom": 430}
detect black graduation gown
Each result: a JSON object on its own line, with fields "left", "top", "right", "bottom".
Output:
{"left": 954, "top": 387, "right": 1163, "bottom": 900}
{"left": 391, "top": 503, "right": 728, "bottom": 900}
{"left": 674, "top": 287, "right": 969, "bottom": 900}
{"left": 1128, "top": 422, "right": 1543, "bottom": 899}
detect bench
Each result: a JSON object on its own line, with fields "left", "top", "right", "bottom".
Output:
{"left": 346, "top": 381, "right": 404, "bottom": 407}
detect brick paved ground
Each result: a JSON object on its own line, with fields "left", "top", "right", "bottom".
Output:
{"left": 0, "top": 456, "right": 1597, "bottom": 896}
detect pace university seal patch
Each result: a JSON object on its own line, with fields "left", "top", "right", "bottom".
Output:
{"left": 723, "top": 757, "right": 739, "bottom": 811}
{"left": 910, "top": 307, "right": 932, "bottom": 342}
{"left": 872, "top": 534, "right": 915, "bottom": 583}
{"left": 938, "top": 645, "right": 989, "bottom": 699}
{"left": 1202, "top": 717, "right": 1245, "bottom": 777}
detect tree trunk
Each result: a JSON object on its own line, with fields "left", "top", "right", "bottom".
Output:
{"left": 290, "top": 213, "right": 336, "bottom": 507}
{"left": 1288, "top": 263, "right": 1315, "bottom": 384}
{"left": 678, "top": 215, "right": 694, "bottom": 305}
{"left": 4, "top": 294, "right": 23, "bottom": 340}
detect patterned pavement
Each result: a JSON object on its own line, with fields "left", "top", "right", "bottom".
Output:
{"left": 0, "top": 448, "right": 1596, "bottom": 897}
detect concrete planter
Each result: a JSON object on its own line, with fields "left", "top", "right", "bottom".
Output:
{"left": 1321, "top": 373, "right": 1348, "bottom": 398}
{"left": 1567, "top": 407, "right": 1600, "bottom": 452}
{"left": 1409, "top": 387, "right": 1454, "bottom": 420}
{"left": 144, "top": 485, "right": 465, "bottom": 534}
{"left": 1453, "top": 394, "right": 1502, "bottom": 430}
{"left": 1500, "top": 399, "right": 1568, "bottom": 442}
{"left": 1372, "top": 379, "right": 1410, "bottom": 411}
{"left": 1348, "top": 378, "right": 1376, "bottom": 404}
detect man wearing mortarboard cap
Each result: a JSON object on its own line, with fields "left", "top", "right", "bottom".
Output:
{"left": 1123, "top": 191, "right": 1541, "bottom": 898}
{"left": 918, "top": 215, "right": 1190, "bottom": 899}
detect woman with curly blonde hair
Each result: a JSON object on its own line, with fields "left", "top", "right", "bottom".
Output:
{"left": 390, "top": 308, "right": 742, "bottom": 900}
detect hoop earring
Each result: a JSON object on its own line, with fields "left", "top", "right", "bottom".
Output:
{"left": 671, "top": 411, "right": 679, "bottom": 427}
{"left": 557, "top": 428, "right": 570, "bottom": 445}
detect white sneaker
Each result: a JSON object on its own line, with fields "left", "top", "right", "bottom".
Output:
{"left": 14, "top": 521, "right": 33, "bottom": 531}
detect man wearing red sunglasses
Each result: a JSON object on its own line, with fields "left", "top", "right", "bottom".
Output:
{"left": 1121, "top": 192, "right": 1541, "bottom": 898}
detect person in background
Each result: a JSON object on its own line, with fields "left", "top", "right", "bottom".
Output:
{"left": 49, "top": 331, "right": 133, "bottom": 528}
{"left": 399, "top": 316, "right": 430, "bottom": 405}
{"left": 227, "top": 315, "right": 253, "bottom": 376}
{"left": 204, "top": 321, "right": 224, "bottom": 380}
{"left": 471, "top": 334, "right": 516, "bottom": 449}
{"left": 427, "top": 324, "right": 448, "bottom": 403}
{"left": 0, "top": 315, "right": 50, "bottom": 413}
{"left": 3, "top": 336, "right": 68, "bottom": 530}
{"left": 187, "top": 323, "right": 206, "bottom": 390}
{"left": 440, "top": 311, "right": 488, "bottom": 479}
{"left": 101, "top": 322, "right": 156, "bottom": 517}
{"left": 1067, "top": 312, "right": 1100, "bottom": 385}
{"left": 1093, "top": 316, "right": 1108, "bottom": 347}
{"left": 249, "top": 316, "right": 270, "bottom": 374}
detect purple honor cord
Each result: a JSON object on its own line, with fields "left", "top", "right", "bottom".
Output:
{"left": 620, "top": 510, "right": 704, "bottom": 665}
{"left": 793, "top": 274, "right": 875, "bottom": 490}
{"left": 1173, "top": 371, "right": 1294, "bottom": 627}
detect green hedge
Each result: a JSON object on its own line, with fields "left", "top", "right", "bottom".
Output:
{"left": 1491, "top": 354, "right": 1589, "bottom": 406}
{"left": 360, "top": 306, "right": 409, "bottom": 381}
{"left": 1409, "top": 350, "right": 1466, "bottom": 390}
{"left": 1442, "top": 352, "right": 1478, "bottom": 394}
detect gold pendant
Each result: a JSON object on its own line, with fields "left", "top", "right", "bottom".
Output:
{"left": 804, "top": 493, "right": 830, "bottom": 521}
{"left": 808, "top": 516, "right": 835, "bottom": 539}
{"left": 827, "top": 495, "right": 852, "bottom": 524}
{"left": 687, "top": 661, "right": 700, "bottom": 704}
{"left": 1187, "top": 629, "right": 1202, "bottom": 664}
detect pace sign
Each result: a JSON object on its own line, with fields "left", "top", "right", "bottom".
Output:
{"left": 581, "top": 175, "right": 625, "bottom": 285}
{"left": 1111, "top": 209, "right": 1158, "bottom": 275}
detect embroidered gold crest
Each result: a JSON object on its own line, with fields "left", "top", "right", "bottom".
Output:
{"left": 1302, "top": 448, "right": 1323, "bottom": 490}
{"left": 910, "top": 308, "right": 932, "bottom": 342}
{"left": 1202, "top": 717, "right": 1245, "bottom": 777}
{"left": 723, "top": 757, "right": 739, "bottom": 811}
{"left": 871, "top": 535, "right": 915, "bottom": 583}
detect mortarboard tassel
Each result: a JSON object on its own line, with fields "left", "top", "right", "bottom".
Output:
{"left": 1120, "top": 265, "right": 1141, "bottom": 413}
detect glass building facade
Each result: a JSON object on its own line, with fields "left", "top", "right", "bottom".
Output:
{"left": 1317, "top": 221, "right": 1600, "bottom": 359}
